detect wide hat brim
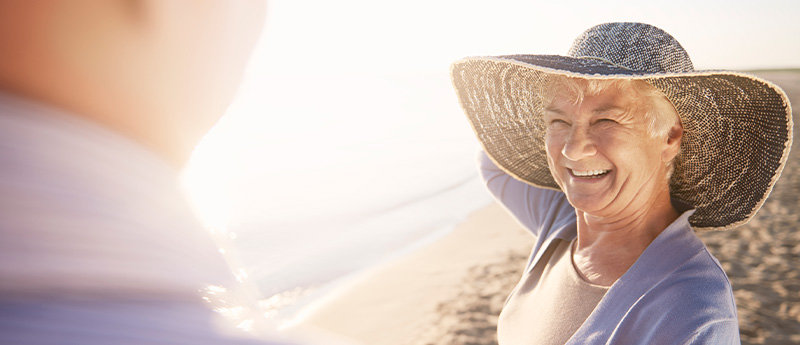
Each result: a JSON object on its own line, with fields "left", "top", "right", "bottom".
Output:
{"left": 452, "top": 55, "right": 793, "bottom": 231}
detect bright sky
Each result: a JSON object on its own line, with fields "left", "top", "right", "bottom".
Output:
{"left": 252, "top": 0, "right": 799, "bottom": 74}
{"left": 183, "top": 0, "right": 800, "bottom": 230}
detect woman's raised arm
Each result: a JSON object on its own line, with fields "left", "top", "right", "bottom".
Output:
{"left": 477, "top": 151, "right": 574, "bottom": 238}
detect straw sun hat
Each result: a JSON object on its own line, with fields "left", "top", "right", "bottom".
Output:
{"left": 451, "top": 22, "right": 792, "bottom": 231}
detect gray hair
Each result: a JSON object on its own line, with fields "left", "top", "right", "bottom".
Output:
{"left": 542, "top": 76, "right": 680, "bottom": 137}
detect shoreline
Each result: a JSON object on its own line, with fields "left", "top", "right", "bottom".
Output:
{"left": 287, "top": 202, "right": 534, "bottom": 345}
{"left": 266, "top": 219, "right": 465, "bottom": 327}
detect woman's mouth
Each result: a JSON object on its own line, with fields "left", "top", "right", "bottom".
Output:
{"left": 568, "top": 168, "right": 611, "bottom": 179}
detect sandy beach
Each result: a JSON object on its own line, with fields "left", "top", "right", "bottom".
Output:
{"left": 294, "top": 70, "right": 800, "bottom": 345}
{"left": 291, "top": 203, "right": 534, "bottom": 345}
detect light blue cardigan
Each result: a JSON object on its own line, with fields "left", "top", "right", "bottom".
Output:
{"left": 479, "top": 152, "right": 741, "bottom": 344}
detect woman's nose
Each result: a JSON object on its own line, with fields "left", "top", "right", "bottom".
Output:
{"left": 561, "top": 126, "right": 597, "bottom": 161}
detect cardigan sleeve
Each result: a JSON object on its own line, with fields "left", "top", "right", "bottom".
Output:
{"left": 477, "top": 150, "right": 574, "bottom": 238}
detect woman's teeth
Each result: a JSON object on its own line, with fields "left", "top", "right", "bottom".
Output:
{"left": 571, "top": 169, "right": 610, "bottom": 177}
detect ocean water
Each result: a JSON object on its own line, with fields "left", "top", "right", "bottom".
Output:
{"left": 182, "top": 71, "right": 495, "bottom": 325}
{"left": 235, "top": 174, "right": 492, "bottom": 323}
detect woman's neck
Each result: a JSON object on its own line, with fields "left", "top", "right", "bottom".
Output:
{"left": 571, "top": 189, "right": 680, "bottom": 286}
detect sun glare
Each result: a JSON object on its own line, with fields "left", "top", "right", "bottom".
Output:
{"left": 181, "top": 0, "right": 800, "bottom": 232}
{"left": 181, "top": 127, "right": 237, "bottom": 231}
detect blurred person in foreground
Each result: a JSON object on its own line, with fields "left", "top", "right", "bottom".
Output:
{"left": 451, "top": 22, "right": 792, "bottom": 344}
{"left": 0, "top": 1, "right": 303, "bottom": 344}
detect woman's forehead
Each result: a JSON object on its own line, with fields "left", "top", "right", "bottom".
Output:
{"left": 543, "top": 77, "right": 649, "bottom": 108}
{"left": 546, "top": 87, "right": 641, "bottom": 114}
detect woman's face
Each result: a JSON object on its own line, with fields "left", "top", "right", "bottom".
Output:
{"left": 543, "top": 84, "right": 673, "bottom": 218}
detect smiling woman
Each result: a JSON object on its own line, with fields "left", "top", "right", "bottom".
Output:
{"left": 451, "top": 22, "right": 793, "bottom": 344}
{"left": 541, "top": 77, "right": 682, "bottom": 218}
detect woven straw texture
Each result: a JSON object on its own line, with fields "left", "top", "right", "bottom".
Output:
{"left": 451, "top": 23, "right": 793, "bottom": 231}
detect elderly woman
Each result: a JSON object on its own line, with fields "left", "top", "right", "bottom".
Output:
{"left": 451, "top": 23, "right": 792, "bottom": 344}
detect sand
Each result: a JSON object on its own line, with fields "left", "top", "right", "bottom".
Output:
{"left": 291, "top": 203, "right": 534, "bottom": 345}
{"left": 294, "top": 70, "right": 800, "bottom": 345}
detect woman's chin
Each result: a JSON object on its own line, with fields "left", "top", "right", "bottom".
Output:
{"left": 565, "top": 196, "right": 608, "bottom": 215}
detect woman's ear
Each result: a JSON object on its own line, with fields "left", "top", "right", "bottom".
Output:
{"left": 662, "top": 122, "right": 683, "bottom": 163}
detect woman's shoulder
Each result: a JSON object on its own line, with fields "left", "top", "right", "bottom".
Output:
{"left": 630, "top": 244, "right": 738, "bottom": 336}
{"left": 641, "top": 228, "right": 737, "bottom": 315}
{"left": 602, "top": 220, "right": 740, "bottom": 340}
{"left": 605, "top": 245, "right": 739, "bottom": 344}
{"left": 656, "top": 248, "right": 737, "bottom": 312}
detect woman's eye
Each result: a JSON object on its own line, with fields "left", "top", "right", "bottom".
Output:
{"left": 596, "top": 118, "right": 618, "bottom": 125}
{"left": 549, "top": 119, "right": 569, "bottom": 126}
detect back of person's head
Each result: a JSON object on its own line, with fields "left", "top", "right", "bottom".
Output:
{"left": 0, "top": 0, "right": 266, "bottom": 167}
